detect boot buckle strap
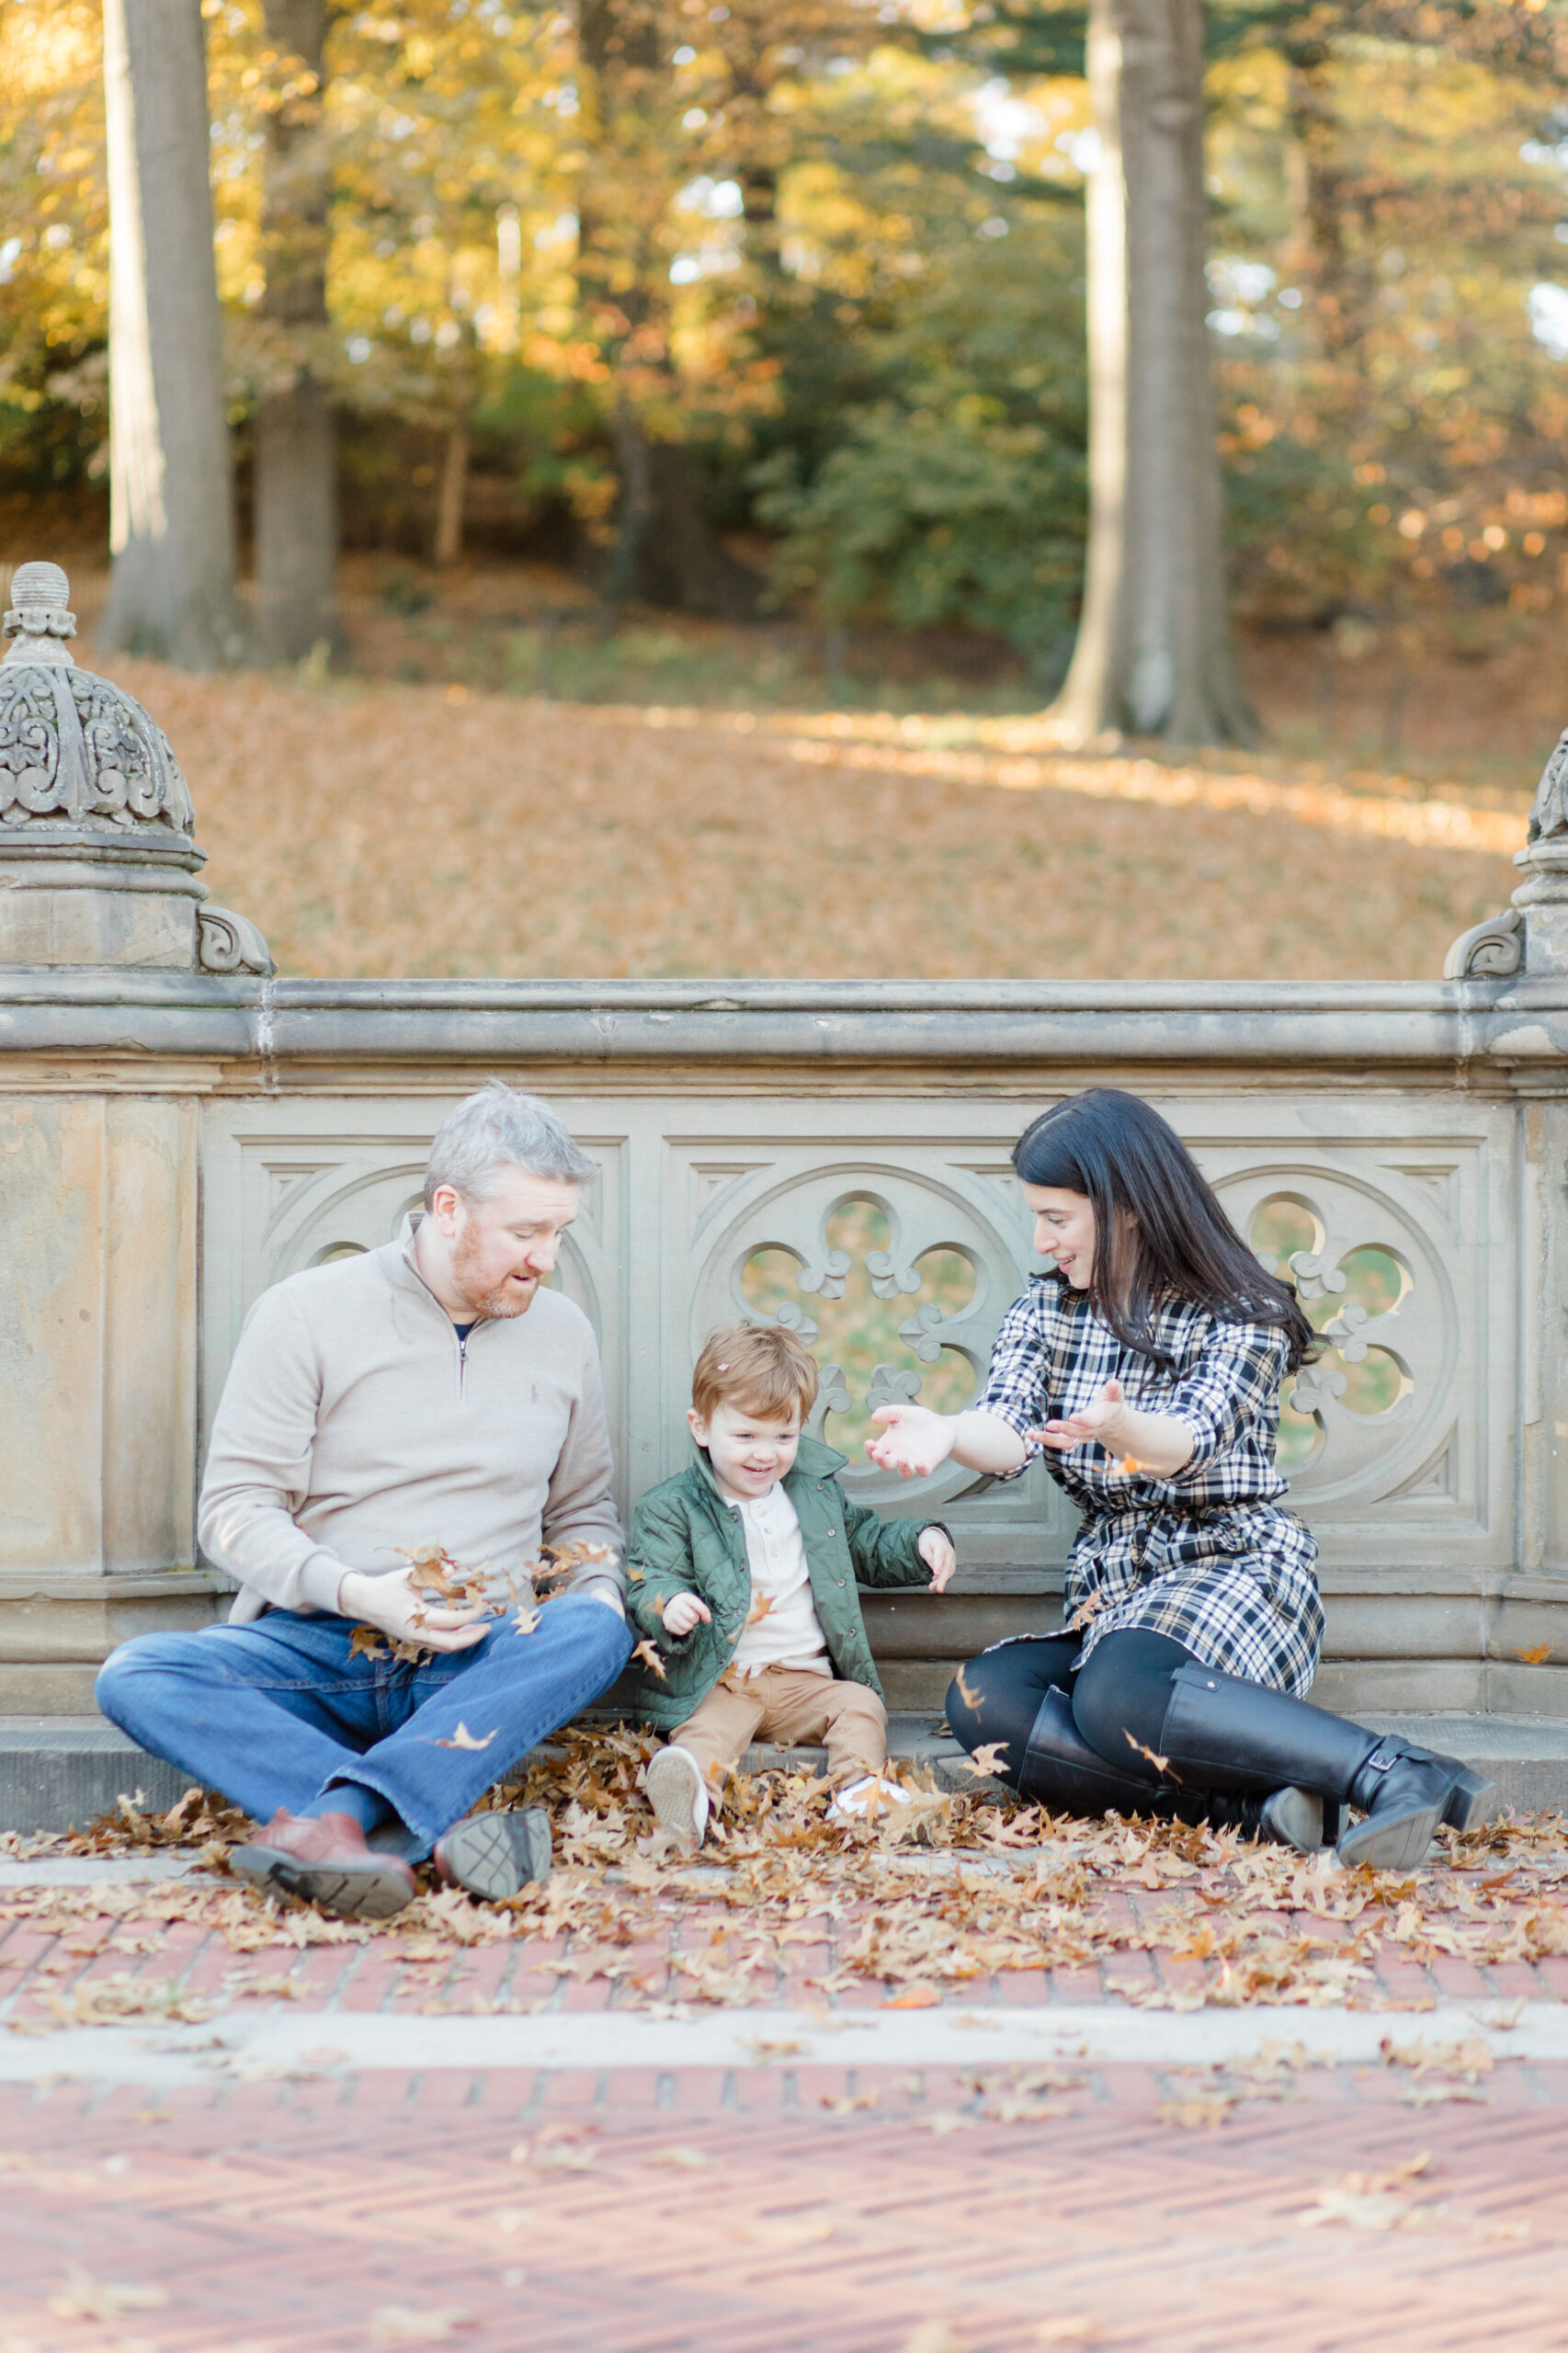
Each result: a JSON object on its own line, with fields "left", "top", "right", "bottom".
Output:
{"left": 1362, "top": 1738, "right": 1403, "bottom": 1777}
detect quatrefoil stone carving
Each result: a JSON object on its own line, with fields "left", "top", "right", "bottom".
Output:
{"left": 1228, "top": 1169, "right": 1456, "bottom": 1508}
{"left": 694, "top": 1168, "right": 1027, "bottom": 1504}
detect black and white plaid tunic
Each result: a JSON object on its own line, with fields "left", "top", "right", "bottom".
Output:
{"left": 979, "top": 1272, "right": 1323, "bottom": 1697}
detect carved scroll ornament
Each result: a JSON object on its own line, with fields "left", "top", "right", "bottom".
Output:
{"left": 1442, "top": 906, "right": 1523, "bottom": 981}
{"left": 198, "top": 906, "right": 276, "bottom": 977}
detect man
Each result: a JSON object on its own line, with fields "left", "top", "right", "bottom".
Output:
{"left": 97, "top": 1083, "right": 631, "bottom": 1917}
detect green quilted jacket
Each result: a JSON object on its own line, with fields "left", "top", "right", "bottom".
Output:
{"left": 623, "top": 1436, "right": 942, "bottom": 1729}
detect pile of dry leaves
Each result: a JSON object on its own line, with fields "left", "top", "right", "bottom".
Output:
{"left": 2, "top": 1725, "right": 1567, "bottom": 2029}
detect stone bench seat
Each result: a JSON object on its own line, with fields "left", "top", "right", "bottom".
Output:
{"left": 6, "top": 1708, "right": 1566, "bottom": 1836}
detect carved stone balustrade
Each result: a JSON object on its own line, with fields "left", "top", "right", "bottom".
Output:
{"left": 6, "top": 970, "right": 1568, "bottom": 1724}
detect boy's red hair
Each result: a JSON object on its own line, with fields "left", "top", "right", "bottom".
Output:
{"left": 691, "top": 1322, "right": 819, "bottom": 1427}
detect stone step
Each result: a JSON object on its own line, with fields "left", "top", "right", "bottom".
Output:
{"left": 0, "top": 1717, "right": 192, "bottom": 1836}
{"left": 1358, "top": 1713, "right": 1568, "bottom": 1817}
{"left": 749, "top": 1714, "right": 1568, "bottom": 1812}
{"left": 740, "top": 1719, "right": 965, "bottom": 1783}
{"left": 2, "top": 1710, "right": 1565, "bottom": 1835}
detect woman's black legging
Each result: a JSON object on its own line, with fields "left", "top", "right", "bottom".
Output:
{"left": 946, "top": 1629, "right": 1192, "bottom": 1790}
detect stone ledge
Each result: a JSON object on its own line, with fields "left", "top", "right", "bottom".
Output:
{"left": 4, "top": 1710, "right": 1567, "bottom": 1834}
{"left": 750, "top": 1713, "right": 1568, "bottom": 1812}
{"left": 1358, "top": 1713, "right": 1568, "bottom": 1814}
{"left": 0, "top": 969, "right": 1546, "bottom": 1074}
{"left": 0, "top": 1717, "right": 196, "bottom": 1834}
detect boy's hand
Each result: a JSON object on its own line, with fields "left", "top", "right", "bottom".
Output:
{"left": 918, "top": 1527, "right": 957, "bottom": 1591}
{"left": 662, "top": 1591, "right": 712, "bottom": 1637}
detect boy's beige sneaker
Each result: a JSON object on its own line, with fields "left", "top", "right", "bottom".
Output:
{"left": 828, "top": 1773, "right": 914, "bottom": 1823}
{"left": 646, "top": 1744, "right": 710, "bottom": 1845}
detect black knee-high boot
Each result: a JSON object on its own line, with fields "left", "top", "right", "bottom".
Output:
{"left": 1156, "top": 1661, "right": 1498, "bottom": 1870}
{"left": 1017, "top": 1687, "right": 1166, "bottom": 1813}
{"left": 1016, "top": 1688, "right": 1323, "bottom": 1854}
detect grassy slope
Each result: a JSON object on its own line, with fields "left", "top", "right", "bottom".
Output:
{"left": 100, "top": 656, "right": 1519, "bottom": 983}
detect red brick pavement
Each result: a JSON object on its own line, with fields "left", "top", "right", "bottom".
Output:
{"left": 8, "top": 1870, "right": 1568, "bottom": 2022}
{"left": 7, "top": 1848, "right": 1568, "bottom": 2347}
{"left": 4, "top": 2063, "right": 1568, "bottom": 2352}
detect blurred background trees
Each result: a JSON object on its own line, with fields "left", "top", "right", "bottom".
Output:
{"left": 4, "top": 0, "right": 1568, "bottom": 736}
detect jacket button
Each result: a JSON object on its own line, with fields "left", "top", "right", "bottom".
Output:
{"left": 836, "top": 1578, "right": 846, "bottom": 1587}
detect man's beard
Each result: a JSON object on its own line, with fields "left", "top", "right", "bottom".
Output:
{"left": 449, "top": 1224, "right": 538, "bottom": 1320}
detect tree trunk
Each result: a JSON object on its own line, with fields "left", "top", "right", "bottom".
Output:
{"left": 254, "top": 378, "right": 338, "bottom": 660}
{"left": 1282, "top": 42, "right": 1356, "bottom": 360}
{"left": 575, "top": 0, "right": 762, "bottom": 619}
{"left": 740, "top": 162, "right": 781, "bottom": 277}
{"left": 98, "top": 0, "right": 246, "bottom": 668}
{"left": 253, "top": 0, "right": 342, "bottom": 664}
{"left": 433, "top": 426, "right": 470, "bottom": 570}
{"left": 603, "top": 401, "right": 656, "bottom": 612}
{"left": 1052, "top": 0, "right": 1255, "bottom": 746}
{"left": 648, "top": 443, "right": 758, "bottom": 614}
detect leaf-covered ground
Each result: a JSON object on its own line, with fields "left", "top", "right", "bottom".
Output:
{"left": 4, "top": 1732, "right": 1566, "bottom": 2034}
{"left": 81, "top": 654, "right": 1524, "bottom": 984}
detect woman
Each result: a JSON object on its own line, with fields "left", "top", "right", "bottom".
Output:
{"left": 867, "top": 1088, "right": 1494, "bottom": 1870}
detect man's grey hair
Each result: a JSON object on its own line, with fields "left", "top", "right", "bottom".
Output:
{"left": 424, "top": 1082, "right": 596, "bottom": 1206}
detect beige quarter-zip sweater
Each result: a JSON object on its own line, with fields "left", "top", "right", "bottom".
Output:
{"left": 199, "top": 1218, "right": 624, "bottom": 1624}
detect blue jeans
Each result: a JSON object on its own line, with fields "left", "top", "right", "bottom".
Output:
{"left": 95, "top": 1594, "right": 631, "bottom": 1853}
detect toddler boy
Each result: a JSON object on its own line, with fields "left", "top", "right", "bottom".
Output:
{"left": 626, "top": 1323, "right": 956, "bottom": 1844}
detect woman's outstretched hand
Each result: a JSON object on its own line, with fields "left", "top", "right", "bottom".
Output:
{"left": 1030, "top": 1380, "right": 1195, "bottom": 1477}
{"left": 864, "top": 1403, "right": 956, "bottom": 1478}
{"left": 1031, "top": 1376, "right": 1131, "bottom": 1456}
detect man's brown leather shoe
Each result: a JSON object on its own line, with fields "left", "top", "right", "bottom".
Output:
{"left": 231, "top": 1810, "right": 416, "bottom": 1919}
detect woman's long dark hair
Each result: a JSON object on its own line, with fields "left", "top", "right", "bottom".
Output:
{"left": 1012, "top": 1089, "right": 1318, "bottom": 1374}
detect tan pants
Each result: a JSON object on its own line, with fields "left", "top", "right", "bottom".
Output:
{"left": 669, "top": 1667, "right": 888, "bottom": 1795}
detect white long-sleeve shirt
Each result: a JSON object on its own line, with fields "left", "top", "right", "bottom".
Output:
{"left": 728, "top": 1481, "right": 830, "bottom": 1677}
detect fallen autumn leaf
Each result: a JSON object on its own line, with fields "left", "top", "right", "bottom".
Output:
{"left": 49, "top": 2266, "right": 169, "bottom": 2321}
{"left": 369, "top": 2307, "right": 480, "bottom": 2342}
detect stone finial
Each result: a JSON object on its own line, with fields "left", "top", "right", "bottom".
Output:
{"left": 3, "top": 561, "right": 77, "bottom": 661}
{"left": 1446, "top": 723, "right": 1568, "bottom": 979}
{"left": 1528, "top": 728, "right": 1568, "bottom": 845}
{"left": 0, "top": 561, "right": 193, "bottom": 835}
{"left": 1504, "top": 725, "right": 1568, "bottom": 973}
{"left": 0, "top": 552, "right": 273, "bottom": 974}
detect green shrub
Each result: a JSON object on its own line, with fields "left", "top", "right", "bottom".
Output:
{"left": 752, "top": 237, "right": 1087, "bottom": 682}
